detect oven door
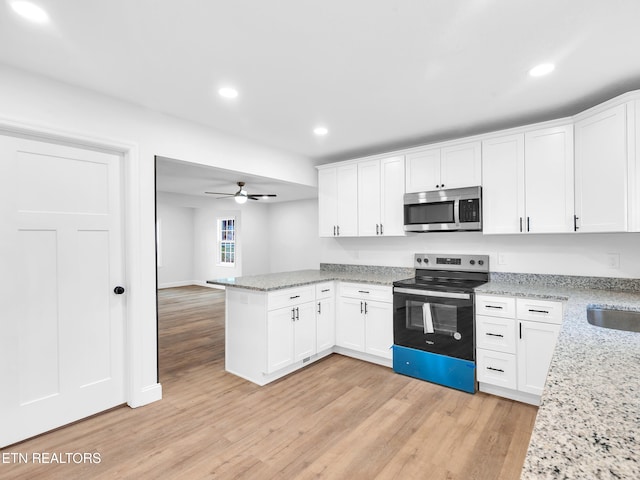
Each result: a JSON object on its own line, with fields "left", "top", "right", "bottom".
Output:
{"left": 393, "top": 287, "right": 475, "bottom": 361}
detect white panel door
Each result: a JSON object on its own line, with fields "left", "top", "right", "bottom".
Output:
{"left": 517, "top": 320, "right": 561, "bottom": 396}
{"left": 364, "top": 301, "right": 393, "bottom": 359}
{"left": 267, "top": 307, "right": 295, "bottom": 373}
{"left": 440, "top": 141, "right": 482, "bottom": 189}
{"left": 335, "top": 164, "right": 358, "bottom": 236}
{"left": 0, "top": 135, "right": 125, "bottom": 447}
{"left": 405, "top": 148, "right": 441, "bottom": 192}
{"left": 293, "top": 302, "right": 317, "bottom": 362}
{"left": 318, "top": 167, "right": 338, "bottom": 237}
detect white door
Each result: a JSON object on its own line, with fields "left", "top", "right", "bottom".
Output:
{"left": 266, "top": 306, "right": 295, "bottom": 373}
{"left": 517, "top": 320, "right": 561, "bottom": 396}
{"left": 440, "top": 141, "right": 482, "bottom": 189}
{"left": 318, "top": 167, "right": 338, "bottom": 237}
{"left": 0, "top": 135, "right": 126, "bottom": 447}
{"left": 293, "top": 302, "right": 317, "bottom": 362}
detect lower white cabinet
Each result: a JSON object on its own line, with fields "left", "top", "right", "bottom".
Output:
{"left": 336, "top": 283, "right": 393, "bottom": 363}
{"left": 475, "top": 294, "right": 563, "bottom": 405}
{"left": 267, "top": 301, "right": 316, "bottom": 373}
{"left": 225, "top": 279, "right": 392, "bottom": 386}
{"left": 316, "top": 282, "right": 336, "bottom": 353}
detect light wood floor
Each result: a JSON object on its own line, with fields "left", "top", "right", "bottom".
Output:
{"left": 2, "top": 285, "right": 538, "bottom": 479}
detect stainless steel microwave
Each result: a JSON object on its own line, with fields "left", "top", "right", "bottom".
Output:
{"left": 403, "top": 186, "right": 482, "bottom": 232}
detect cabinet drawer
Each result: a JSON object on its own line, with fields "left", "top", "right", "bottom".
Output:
{"left": 516, "top": 298, "right": 563, "bottom": 324}
{"left": 476, "top": 349, "right": 517, "bottom": 389}
{"left": 268, "top": 285, "right": 315, "bottom": 311}
{"left": 476, "top": 315, "right": 516, "bottom": 354}
{"left": 315, "top": 282, "right": 335, "bottom": 299}
{"left": 475, "top": 295, "right": 516, "bottom": 318}
{"left": 339, "top": 283, "right": 392, "bottom": 303}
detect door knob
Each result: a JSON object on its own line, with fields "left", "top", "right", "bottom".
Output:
{"left": 113, "top": 286, "right": 125, "bottom": 295}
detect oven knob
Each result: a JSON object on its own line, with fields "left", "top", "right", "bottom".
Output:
{"left": 416, "top": 258, "right": 422, "bottom": 263}
{"left": 478, "top": 260, "right": 484, "bottom": 266}
{"left": 469, "top": 260, "right": 475, "bottom": 265}
{"left": 423, "top": 258, "right": 429, "bottom": 264}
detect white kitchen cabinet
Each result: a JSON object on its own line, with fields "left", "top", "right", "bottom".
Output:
{"left": 363, "top": 300, "right": 393, "bottom": 359}
{"left": 574, "top": 104, "right": 628, "bottom": 232}
{"left": 266, "top": 286, "right": 317, "bottom": 374}
{"left": 336, "top": 297, "right": 366, "bottom": 351}
{"left": 482, "top": 124, "right": 574, "bottom": 234}
{"left": 517, "top": 320, "right": 561, "bottom": 396}
{"left": 318, "top": 164, "right": 358, "bottom": 237}
{"left": 475, "top": 294, "right": 563, "bottom": 405}
{"left": 357, "top": 155, "right": 405, "bottom": 236}
{"left": 315, "top": 282, "right": 336, "bottom": 353}
{"left": 482, "top": 134, "right": 525, "bottom": 234}
{"left": 336, "top": 283, "right": 393, "bottom": 364}
{"left": 405, "top": 141, "right": 481, "bottom": 193}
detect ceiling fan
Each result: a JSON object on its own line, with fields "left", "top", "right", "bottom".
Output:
{"left": 205, "top": 181, "right": 277, "bottom": 204}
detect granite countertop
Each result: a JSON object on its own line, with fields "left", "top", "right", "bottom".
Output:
{"left": 206, "top": 264, "right": 414, "bottom": 291}
{"left": 477, "top": 279, "right": 640, "bottom": 479}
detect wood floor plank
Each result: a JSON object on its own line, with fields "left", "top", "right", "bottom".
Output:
{"left": 0, "top": 285, "right": 537, "bottom": 480}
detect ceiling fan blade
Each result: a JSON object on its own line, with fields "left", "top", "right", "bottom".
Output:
{"left": 204, "top": 191, "right": 234, "bottom": 196}
{"left": 248, "top": 194, "right": 277, "bottom": 199}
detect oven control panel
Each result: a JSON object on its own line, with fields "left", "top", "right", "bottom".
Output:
{"left": 414, "top": 253, "right": 489, "bottom": 272}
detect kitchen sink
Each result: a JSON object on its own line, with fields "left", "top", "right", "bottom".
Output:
{"left": 587, "top": 307, "right": 640, "bottom": 333}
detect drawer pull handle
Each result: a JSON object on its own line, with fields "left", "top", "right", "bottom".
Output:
{"left": 486, "top": 333, "right": 504, "bottom": 337}
{"left": 289, "top": 295, "right": 300, "bottom": 300}
{"left": 487, "top": 366, "right": 504, "bottom": 373}
{"left": 358, "top": 290, "right": 370, "bottom": 294}
{"left": 486, "top": 305, "right": 503, "bottom": 309}
{"left": 528, "top": 309, "right": 549, "bottom": 314}
{"left": 321, "top": 289, "right": 330, "bottom": 292}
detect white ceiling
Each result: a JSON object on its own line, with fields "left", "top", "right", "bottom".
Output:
{"left": 2, "top": 1, "right": 640, "bottom": 197}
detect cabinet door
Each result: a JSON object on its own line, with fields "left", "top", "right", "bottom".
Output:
{"left": 517, "top": 320, "right": 561, "bottom": 396}
{"left": 405, "top": 148, "right": 441, "bottom": 193}
{"left": 380, "top": 155, "right": 406, "bottom": 236}
{"left": 364, "top": 301, "right": 393, "bottom": 359}
{"left": 357, "top": 159, "right": 381, "bottom": 236}
{"left": 336, "top": 297, "right": 365, "bottom": 352}
{"left": 524, "top": 125, "right": 574, "bottom": 233}
{"left": 316, "top": 297, "right": 336, "bottom": 352}
{"left": 267, "top": 307, "right": 295, "bottom": 373}
{"left": 294, "top": 302, "right": 317, "bottom": 362}
{"left": 574, "top": 104, "right": 628, "bottom": 232}
{"left": 482, "top": 134, "right": 525, "bottom": 234}
{"left": 440, "top": 141, "right": 482, "bottom": 189}
{"left": 336, "top": 164, "right": 358, "bottom": 236}
{"left": 318, "top": 167, "right": 338, "bottom": 237}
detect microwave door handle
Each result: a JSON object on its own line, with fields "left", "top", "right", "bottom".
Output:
{"left": 423, "top": 302, "right": 435, "bottom": 334}
{"left": 454, "top": 198, "right": 460, "bottom": 227}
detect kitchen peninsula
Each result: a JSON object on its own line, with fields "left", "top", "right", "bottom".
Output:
{"left": 207, "top": 264, "right": 413, "bottom": 386}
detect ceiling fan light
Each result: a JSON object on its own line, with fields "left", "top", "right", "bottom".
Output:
{"left": 234, "top": 194, "right": 248, "bottom": 204}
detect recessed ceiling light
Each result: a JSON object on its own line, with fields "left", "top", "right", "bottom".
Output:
{"left": 10, "top": 1, "right": 49, "bottom": 23}
{"left": 313, "top": 126, "right": 329, "bottom": 136}
{"left": 529, "top": 63, "right": 555, "bottom": 77}
{"left": 218, "top": 87, "right": 239, "bottom": 99}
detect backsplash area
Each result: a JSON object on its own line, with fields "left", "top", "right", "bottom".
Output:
{"left": 319, "top": 232, "right": 640, "bottom": 279}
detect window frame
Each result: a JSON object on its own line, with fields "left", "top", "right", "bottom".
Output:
{"left": 217, "top": 217, "right": 236, "bottom": 267}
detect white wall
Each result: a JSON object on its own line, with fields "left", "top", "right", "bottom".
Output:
{"left": 0, "top": 65, "right": 318, "bottom": 405}
{"left": 156, "top": 193, "right": 195, "bottom": 288}
{"left": 268, "top": 199, "right": 320, "bottom": 272}
{"left": 320, "top": 232, "right": 640, "bottom": 278}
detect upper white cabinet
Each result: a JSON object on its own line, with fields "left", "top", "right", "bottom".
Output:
{"left": 574, "top": 104, "right": 628, "bottom": 232}
{"left": 357, "top": 156, "right": 405, "bottom": 236}
{"left": 524, "top": 125, "right": 574, "bottom": 233}
{"left": 318, "top": 164, "right": 358, "bottom": 237}
{"left": 482, "top": 125, "right": 574, "bottom": 234}
{"left": 405, "top": 141, "right": 481, "bottom": 193}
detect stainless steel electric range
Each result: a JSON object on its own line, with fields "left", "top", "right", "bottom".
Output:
{"left": 392, "top": 253, "right": 489, "bottom": 393}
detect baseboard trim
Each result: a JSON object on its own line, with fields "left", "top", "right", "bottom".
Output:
{"left": 158, "top": 281, "right": 224, "bottom": 290}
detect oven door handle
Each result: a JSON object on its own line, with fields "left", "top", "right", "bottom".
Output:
{"left": 393, "top": 287, "right": 471, "bottom": 300}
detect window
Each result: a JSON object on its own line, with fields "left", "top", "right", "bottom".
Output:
{"left": 217, "top": 217, "right": 236, "bottom": 266}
